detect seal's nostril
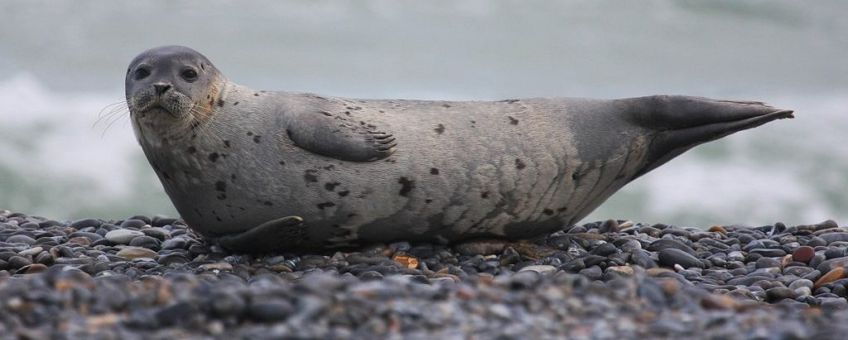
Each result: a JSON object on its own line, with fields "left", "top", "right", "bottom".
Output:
{"left": 154, "top": 83, "right": 171, "bottom": 95}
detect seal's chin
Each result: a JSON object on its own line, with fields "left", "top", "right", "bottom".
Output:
{"left": 144, "top": 103, "right": 184, "bottom": 118}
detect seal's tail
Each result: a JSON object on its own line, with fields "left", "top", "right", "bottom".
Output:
{"left": 619, "top": 95, "right": 794, "bottom": 177}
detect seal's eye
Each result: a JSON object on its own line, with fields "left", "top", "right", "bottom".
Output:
{"left": 134, "top": 67, "right": 150, "bottom": 80}
{"left": 181, "top": 69, "right": 198, "bottom": 82}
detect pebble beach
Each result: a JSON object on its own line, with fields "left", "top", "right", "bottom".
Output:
{"left": 2, "top": 209, "right": 848, "bottom": 339}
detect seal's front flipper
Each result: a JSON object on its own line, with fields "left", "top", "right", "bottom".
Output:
{"left": 215, "top": 216, "right": 305, "bottom": 253}
{"left": 620, "top": 95, "right": 794, "bottom": 177}
{"left": 284, "top": 98, "right": 396, "bottom": 162}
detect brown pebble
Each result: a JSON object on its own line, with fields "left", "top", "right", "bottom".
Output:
{"left": 268, "top": 264, "right": 293, "bottom": 272}
{"left": 708, "top": 226, "right": 727, "bottom": 235}
{"left": 392, "top": 254, "right": 420, "bottom": 269}
{"left": 68, "top": 237, "right": 91, "bottom": 246}
{"left": 607, "top": 266, "right": 634, "bottom": 276}
{"left": 199, "top": 262, "right": 233, "bottom": 271}
{"left": 646, "top": 268, "right": 674, "bottom": 276}
{"left": 792, "top": 246, "right": 815, "bottom": 263}
{"left": 115, "top": 246, "right": 157, "bottom": 260}
{"left": 20, "top": 263, "right": 48, "bottom": 274}
{"left": 814, "top": 267, "right": 846, "bottom": 289}
{"left": 701, "top": 294, "right": 737, "bottom": 310}
{"left": 658, "top": 278, "right": 680, "bottom": 295}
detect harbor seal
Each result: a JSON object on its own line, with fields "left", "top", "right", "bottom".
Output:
{"left": 126, "top": 45, "right": 794, "bottom": 252}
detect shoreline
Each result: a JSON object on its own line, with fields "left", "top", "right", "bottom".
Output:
{"left": 1, "top": 210, "right": 846, "bottom": 338}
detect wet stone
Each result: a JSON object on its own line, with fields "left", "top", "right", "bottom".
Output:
{"left": 120, "top": 219, "right": 148, "bottom": 229}
{"left": 658, "top": 248, "right": 704, "bottom": 269}
{"left": 820, "top": 232, "right": 848, "bottom": 244}
{"left": 115, "top": 246, "right": 158, "bottom": 260}
{"left": 161, "top": 237, "right": 189, "bottom": 250}
{"left": 6, "top": 234, "right": 36, "bottom": 245}
{"left": 792, "top": 246, "right": 815, "bottom": 263}
{"left": 749, "top": 248, "right": 787, "bottom": 257}
{"left": 129, "top": 235, "right": 162, "bottom": 250}
{"left": 106, "top": 229, "right": 145, "bottom": 244}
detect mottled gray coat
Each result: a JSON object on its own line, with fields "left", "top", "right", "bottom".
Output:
{"left": 128, "top": 46, "right": 793, "bottom": 251}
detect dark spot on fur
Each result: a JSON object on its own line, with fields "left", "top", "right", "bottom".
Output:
{"left": 230, "top": 174, "right": 236, "bottom": 181}
{"left": 215, "top": 181, "right": 226, "bottom": 192}
{"left": 398, "top": 177, "right": 415, "bottom": 197}
{"left": 263, "top": 201, "right": 273, "bottom": 206}
{"left": 515, "top": 158, "right": 526, "bottom": 170}
{"left": 500, "top": 99, "right": 519, "bottom": 104}
{"left": 481, "top": 191, "right": 490, "bottom": 199}
{"left": 323, "top": 165, "right": 335, "bottom": 170}
{"left": 304, "top": 170, "right": 318, "bottom": 182}
{"left": 324, "top": 182, "right": 340, "bottom": 191}
{"left": 337, "top": 190, "right": 350, "bottom": 197}
{"left": 223, "top": 140, "right": 230, "bottom": 148}
{"left": 279, "top": 160, "right": 286, "bottom": 166}
{"left": 217, "top": 99, "right": 224, "bottom": 107}
{"left": 558, "top": 207, "right": 568, "bottom": 212}
{"left": 572, "top": 173, "right": 579, "bottom": 180}
{"left": 347, "top": 213, "right": 357, "bottom": 218}
{"left": 317, "top": 202, "right": 335, "bottom": 210}
{"left": 253, "top": 135, "right": 261, "bottom": 143}
{"left": 434, "top": 124, "right": 445, "bottom": 134}
{"left": 215, "top": 216, "right": 222, "bottom": 222}
{"left": 162, "top": 172, "right": 170, "bottom": 180}
{"left": 209, "top": 153, "right": 219, "bottom": 162}
{"left": 246, "top": 131, "right": 253, "bottom": 136}
{"left": 187, "top": 146, "right": 196, "bottom": 154}
{"left": 442, "top": 103, "right": 451, "bottom": 108}
{"left": 508, "top": 116, "right": 519, "bottom": 125}
{"left": 254, "top": 93, "right": 259, "bottom": 96}
{"left": 320, "top": 110, "right": 333, "bottom": 117}
{"left": 543, "top": 209, "right": 554, "bottom": 216}
{"left": 233, "top": 101, "right": 239, "bottom": 106}
{"left": 430, "top": 168, "right": 440, "bottom": 175}
{"left": 216, "top": 193, "right": 227, "bottom": 200}
{"left": 425, "top": 199, "right": 433, "bottom": 204}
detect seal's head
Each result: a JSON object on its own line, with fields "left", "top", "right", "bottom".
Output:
{"left": 126, "top": 45, "right": 224, "bottom": 132}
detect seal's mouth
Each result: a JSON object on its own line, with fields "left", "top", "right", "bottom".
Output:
{"left": 130, "top": 90, "right": 194, "bottom": 120}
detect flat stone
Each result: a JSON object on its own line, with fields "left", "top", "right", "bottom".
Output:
{"left": 519, "top": 265, "right": 557, "bottom": 275}
{"left": 821, "top": 232, "right": 848, "bottom": 244}
{"left": 199, "top": 262, "right": 234, "bottom": 271}
{"left": 658, "top": 248, "right": 704, "bottom": 269}
{"left": 105, "top": 229, "right": 145, "bottom": 244}
{"left": 18, "top": 246, "right": 43, "bottom": 257}
{"left": 816, "top": 256, "right": 848, "bottom": 273}
{"left": 115, "top": 246, "right": 158, "bottom": 260}
{"left": 647, "top": 239, "right": 696, "bottom": 255}
{"left": 6, "top": 235, "right": 36, "bottom": 245}
{"left": 748, "top": 248, "right": 787, "bottom": 257}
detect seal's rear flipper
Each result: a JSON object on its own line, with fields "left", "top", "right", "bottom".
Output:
{"left": 620, "top": 96, "right": 794, "bottom": 178}
{"left": 215, "top": 216, "right": 304, "bottom": 253}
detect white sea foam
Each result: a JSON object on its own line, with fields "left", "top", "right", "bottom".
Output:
{"left": 0, "top": 74, "right": 162, "bottom": 217}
